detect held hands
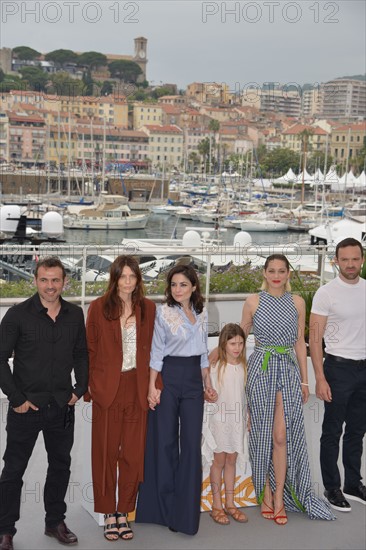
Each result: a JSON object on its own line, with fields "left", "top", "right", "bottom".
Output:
{"left": 148, "top": 386, "right": 161, "bottom": 410}
{"left": 13, "top": 400, "right": 38, "bottom": 413}
{"left": 316, "top": 378, "right": 332, "bottom": 402}
{"left": 204, "top": 386, "right": 218, "bottom": 403}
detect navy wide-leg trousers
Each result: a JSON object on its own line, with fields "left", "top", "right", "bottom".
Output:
{"left": 136, "top": 355, "right": 204, "bottom": 535}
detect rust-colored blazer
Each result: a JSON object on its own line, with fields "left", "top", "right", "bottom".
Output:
{"left": 85, "top": 296, "right": 161, "bottom": 493}
{"left": 85, "top": 296, "right": 160, "bottom": 410}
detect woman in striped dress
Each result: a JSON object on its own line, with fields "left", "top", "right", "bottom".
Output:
{"left": 241, "top": 254, "right": 334, "bottom": 524}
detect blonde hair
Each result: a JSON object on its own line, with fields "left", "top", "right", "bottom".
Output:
{"left": 216, "top": 323, "right": 247, "bottom": 386}
{"left": 261, "top": 254, "right": 291, "bottom": 292}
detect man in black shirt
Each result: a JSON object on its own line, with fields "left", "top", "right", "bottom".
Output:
{"left": 0, "top": 257, "right": 89, "bottom": 550}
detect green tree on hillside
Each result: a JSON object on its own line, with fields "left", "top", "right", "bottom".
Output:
{"left": 151, "top": 86, "right": 174, "bottom": 99}
{"left": 13, "top": 46, "right": 41, "bottom": 60}
{"left": 19, "top": 66, "right": 49, "bottom": 91}
{"left": 77, "top": 52, "right": 107, "bottom": 70}
{"left": 45, "top": 49, "right": 78, "bottom": 67}
{"left": 101, "top": 80, "right": 114, "bottom": 96}
{"left": 49, "top": 72, "right": 85, "bottom": 97}
{"left": 108, "top": 60, "right": 142, "bottom": 83}
{"left": 82, "top": 69, "right": 94, "bottom": 96}
{"left": 0, "top": 74, "right": 23, "bottom": 92}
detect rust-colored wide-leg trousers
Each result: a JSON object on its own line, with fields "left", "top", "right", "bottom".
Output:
{"left": 91, "top": 369, "right": 147, "bottom": 513}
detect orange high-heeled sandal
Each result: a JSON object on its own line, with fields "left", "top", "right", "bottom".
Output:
{"left": 261, "top": 500, "right": 274, "bottom": 520}
{"left": 273, "top": 505, "right": 288, "bottom": 525}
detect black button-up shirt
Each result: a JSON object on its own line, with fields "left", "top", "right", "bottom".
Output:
{"left": 0, "top": 293, "right": 89, "bottom": 408}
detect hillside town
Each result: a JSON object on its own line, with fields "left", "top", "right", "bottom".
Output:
{"left": 0, "top": 38, "right": 365, "bottom": 183}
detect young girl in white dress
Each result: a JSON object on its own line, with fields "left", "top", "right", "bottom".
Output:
{"left": 203, "top": 323, "right": 248, "bottom": 525}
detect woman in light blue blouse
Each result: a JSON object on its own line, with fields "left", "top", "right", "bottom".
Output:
{"left": 136, "top": 264, "right": 217, "bottom": 535}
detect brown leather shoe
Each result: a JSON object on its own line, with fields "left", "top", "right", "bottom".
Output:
{"left": 0, "top": 535, "right": 13, "bottom": 550}
{"left": 45, "top": 521, "right": 78, "bottom": 545}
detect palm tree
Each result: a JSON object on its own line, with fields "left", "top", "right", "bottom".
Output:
{"left": 198, "top": 138, "right": 210, "bottom": 174}
{"left": 298, "top": 128, "right": 314, "bottom": 204}
{"left": 208, "top": 119, "right": 220, "bottom": 174}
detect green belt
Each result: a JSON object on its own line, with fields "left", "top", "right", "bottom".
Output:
{"left": 257, "top": 345, "right": 292, "bottom": 372}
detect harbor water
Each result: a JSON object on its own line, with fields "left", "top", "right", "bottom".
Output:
{"left": 63, "top": 213, "right": 302, "bottom": 248}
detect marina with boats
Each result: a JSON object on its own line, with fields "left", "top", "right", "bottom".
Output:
{"left": 0, "top": 167, "right": 365, "bottom": 289}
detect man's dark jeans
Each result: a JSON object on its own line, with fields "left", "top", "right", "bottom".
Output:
{"left": 0, "top": 399, "right": 74, "bottom": 536}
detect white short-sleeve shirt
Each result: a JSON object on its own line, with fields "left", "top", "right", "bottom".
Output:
{"left": 311, "top": 276, "right": 366, "bottom": 360}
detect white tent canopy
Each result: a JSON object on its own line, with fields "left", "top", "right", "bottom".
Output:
{"left": 356, "top": 170, "right": 366, "bottom": 188}
{"left": 273, "top": 168, "right": 297, "bottom": 184}
{"left": 312, "top": 168, "right": 324, "bottom": 182}
{"left": 338, "top": 170, "right": 357, "bottom": 188}
{"left": 330, "top": 170, "right": 358, "bottom": 192}
{"left": 324, "top": 167, "right": 340, "bottom": 188}
{"left": 296, "top": 169, "right": 313, "bottom": 183}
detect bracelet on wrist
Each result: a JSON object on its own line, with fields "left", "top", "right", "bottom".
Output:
{"left": 301, "top": 382, "right": 309, "bottom": 386}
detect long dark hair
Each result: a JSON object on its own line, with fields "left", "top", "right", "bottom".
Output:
{"left": 102, "top": 255, "right": 145, "bottom": 321}
{"left": 165, "top": 264, "right": 204, "bottom": 314}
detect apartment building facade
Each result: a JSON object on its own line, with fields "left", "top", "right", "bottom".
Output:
{"left": 140, "top": 124, "right": 183, "bottom": 168}
{"left": 260, "top": 88, "right": 302, "bottom": 118}
{"left": 132, "top": 103, "right": 163, "bottom": 129}
{"left": 281, "top": 123, "right": 329, "bottom": 153}
{"left": 0, "top": 113, "right": 8, "bottom": 160}
{"left": 48, "top": 124, "right": 149, "bottom": 167}
{"left": 43, "top": 95, "right": 128, "bottom": 127}
{"left": 6, "top": 111, "right": 46, "bottom": 165}
{"left": 302, "top": 88, "right": 323, "bottom": 117}
{"left": 321, "top": 79, "right": 366, "bottom": 120}
{"left": 330, "top": 122, "right": 366, "bottom": 162}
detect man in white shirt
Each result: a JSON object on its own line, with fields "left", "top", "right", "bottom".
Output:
{"left": 310, "top": 237, "right": 366, "bottom": 512}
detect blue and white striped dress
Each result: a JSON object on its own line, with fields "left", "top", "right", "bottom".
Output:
{"left": 246, "top": 291, "right": 334, "bottom": 520}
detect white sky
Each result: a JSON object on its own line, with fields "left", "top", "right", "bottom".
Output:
{"left": 1, "top": 0, "right": 365, "bottom": 90}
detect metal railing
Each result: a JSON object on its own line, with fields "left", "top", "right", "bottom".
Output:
{"left": 0, "top": 241, "right": 332, "bottom": 307}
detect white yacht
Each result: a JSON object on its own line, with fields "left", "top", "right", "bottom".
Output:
{"left": 63, "top": 204, "right": 149, "bottom": 230}
{"left": 309, "top": 216, "right": 366, "bottom": 246}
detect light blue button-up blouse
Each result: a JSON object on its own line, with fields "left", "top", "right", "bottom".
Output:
{"left": 150, "top": 303, "right": 209, "bottom": 372}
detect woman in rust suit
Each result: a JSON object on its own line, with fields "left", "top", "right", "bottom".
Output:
{"left": 85, "top": 256, "right": 159, "bottom": 541}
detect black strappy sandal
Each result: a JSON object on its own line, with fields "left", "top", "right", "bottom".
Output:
{"left": 103, "top": 513, "right": 119, "bottom": 541}
{"left": 116, "top": 512, "right": 134, "bottom": 540}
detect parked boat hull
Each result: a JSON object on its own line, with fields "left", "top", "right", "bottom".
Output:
{"left": 63, "top": 214, "right": 149, "bottom": 230}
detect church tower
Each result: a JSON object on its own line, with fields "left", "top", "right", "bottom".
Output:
{"left": 133, "top": 37, "right": 147, "bottom": 82}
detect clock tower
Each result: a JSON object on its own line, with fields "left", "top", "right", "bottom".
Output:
{"left": 134, "top": 37, "right": 147, "bottom": 81}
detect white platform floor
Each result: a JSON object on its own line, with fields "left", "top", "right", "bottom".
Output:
{"left": 0, "top": 396, "right": 365, "bottom": 550}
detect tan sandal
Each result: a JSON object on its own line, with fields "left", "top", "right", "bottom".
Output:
{"left": 224, "top": 506, "right": 248, "bottom": 523}
{"left": 116, "top": 513, "right": 134, "bottom": 540}
{"left": 210, "top": 506, "right": 230, "bottom": 525}
{"left": 103, "top": 514, "right": 119, "bottom": 541}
